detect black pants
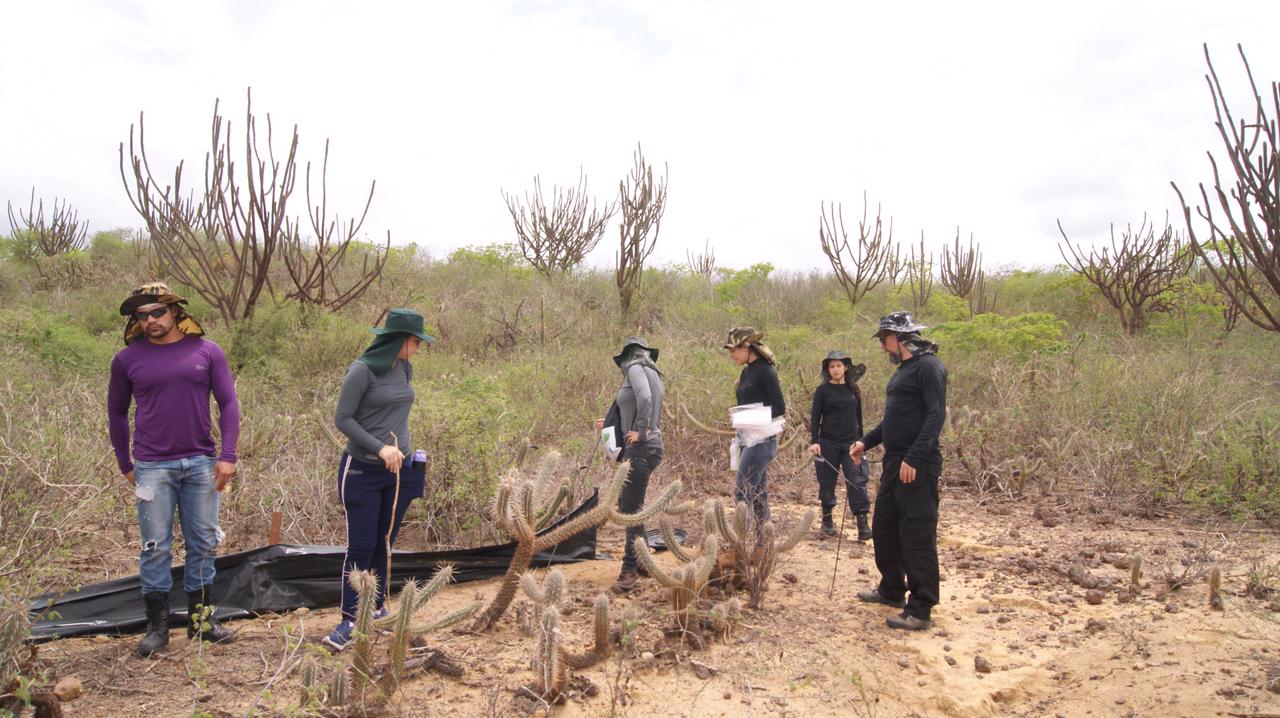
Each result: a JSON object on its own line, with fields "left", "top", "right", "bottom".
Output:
{"left": 814, "top": 438, "right": 871, "bottom": 515}
{"left": 872, "top": 454, "right": 941, "bottom": 620}
{"left": 337, "top": 453, "right": 425, "bottom": 620}
{"left": 618, "top": 440, "right": 664, "bottom": 573}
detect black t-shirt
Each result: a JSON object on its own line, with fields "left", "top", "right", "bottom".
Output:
{"left": 735, "top": 359, "right": 786, "bottom": 418}
{"left": 810, "top": 381, "right": 862, "bottom": 444}
{"left": 860, "top": 353, "right": 947, "bottom": 465}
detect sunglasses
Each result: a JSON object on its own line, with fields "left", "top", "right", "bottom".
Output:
{"left": 133, "top": 307, "right": 170, "bottom": 321}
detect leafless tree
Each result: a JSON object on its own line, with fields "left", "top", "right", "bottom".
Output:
{"left": 818, "top": 193, "right": 900, "bottom": 307}
{"left": 121, "top": 89, "right": 295, "bottom": 322}
{"left": 940, "top": 229, "right": 981, "bottom": 299}
{"left": 1058, "top": 215, "right": 1194, "bottom": 335}
{"left": 905, "top": 232, "right": 934, "bottom": 313}
{"left": 6, "top": 188, "right": 88, "bottom": 257}
{"left": 615, "top": 144, "right": 667, "bottom": 318}
{"left": 503, "top": 171, "right": 616, "bottom": 276}
{"left": 281, "top": 139, "right": 389, "bottom": 311}
{"left": 970, "top": 270, "right": 999, "bottom": 315}
{"left": 1171, "top": 44, "right": 1280, "bottom": 332}
{"left": 686, "top": 238, "right": 715, "bottom": 280}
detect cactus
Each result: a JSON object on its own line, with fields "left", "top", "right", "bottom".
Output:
{"left": 472, "top": 454, "right": 684, "bottom": 631}
{"left": 634, "top": 512, "right": 719, "bottom": 634}
{"left": 1209, "top": 566, "right": 1224, "bottom": 611}
{"left": 708, "top": 500, "right": 815, "bottom": 609}
{"left": 334, "top": 565, "right": 478, "bottom": 706}
{"left": 519, "top": 569, "right": 613, "bottom": 702}
{"left": 1130, "top": 555, "right": 1143, "bottom": 594}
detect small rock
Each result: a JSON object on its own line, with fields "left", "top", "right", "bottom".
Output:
{"left": 1165, "top": 602, "right": 1180, "bottom": 614}
{"left": 1085, "top": 618, "right": 1107, "bottom": 633}
{"left": 53, "top": 677, "right": 83, "bottom": 702}
{"left": 1266, "top": 663, "right": 1280, "bottom": 694}
{"left": 1069, "top": 564, "right": 1100, "bottom": 589}
{"left": 640, "top": 651, "right": 655, "bottom": 662}
{"left": 1117, "top": 593, "right": 1133, "bottom": 604}
{"left": 943, "top": 643, "right": 952, "bottom": 652}
{"left": 295, "top": 606, "right": 310, "bottom": 616}
{"left": 723, "top": 691, "right": 732, "bottom": 700}
{"left": 1085, "top": 590, "right": 1105, "bottom": 605}
{"left": 945, "top": 655, "right": 957, "bottom": 666}
{"left": 897, "top": 656, "right": 910, "bottom": 668}
{"left": 782, "top": 573, "right": 798, "bottom": 584}
{"left": 974, "top": 655, "right": 993, "bottom": 673}
{"left": 770, "top": 695, "right": 788, "bottom": 707}
{"left": 976, "top": 605, "right": 991, "bottom": 614}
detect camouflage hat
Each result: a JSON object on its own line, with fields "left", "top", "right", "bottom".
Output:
{"left": 872, "top": 311, "right": 928, "bottom": 339}
{"left": 722, "top": 326, "right": 764, "bottom": 349}
{"left": 821, "top": 350, "right": 867, "bottom": 384}
{"left": 613, "top": 336, "right": 659, "bottom": 366}
{"left": 119, "top": 281, "right": 188, "bottom": 316}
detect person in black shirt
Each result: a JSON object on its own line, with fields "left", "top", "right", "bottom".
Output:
{"left": 808, "top": 350, "right": 872, "bottom": 540}
{"left": 850, "top": 311, "right": 947, "bottom": 631}
{"left": 723, "top": 327, "right": 785, "bottom": 527}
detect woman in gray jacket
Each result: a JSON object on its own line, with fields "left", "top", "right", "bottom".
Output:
{"left": 596, "top": 336, "right": 665, "bottom": 593}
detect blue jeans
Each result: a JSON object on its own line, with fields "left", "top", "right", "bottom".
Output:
{"left": 134, "top": 455, "right": 222, "bottom": 594}
{"left": 735, "top": 434, "right": 778, "bottom": 529}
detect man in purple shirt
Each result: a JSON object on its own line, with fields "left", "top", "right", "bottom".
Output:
{"left": 107, "top": 282, "right": 240, "bottom": 656}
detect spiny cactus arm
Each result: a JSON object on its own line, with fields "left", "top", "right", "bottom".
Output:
{"left": 775, "top": 508, "right": 816, "bottom": 553}
{"left": 493, "top": 481, "right": 518, "bottom": 537}
{"left": 664, "top": 499, "right": 697, "bottom": 516}
{"left": 520, "top": 569, "right": 566, "bottom": 609}
{"left": 534, "top": 481, "right": 573, "bottom": 531}
{"left": 658, "top": 516, "right": 695, "bottom": 562}
{"left": 472, "top": 535, "right": 538, "bottom": 630}
{"left": 413, "top": 601, "right": 481, "bottom": 634}
{"left": 384, "top": 580, "right": 419, "bottom": 692}
{"left": 532, "top": 450, "right": 564, "bottom": 490}
{"left": 601, "top": 460, "right": 630, "bottom": 507}
{"left": 349, "top": 569, "right": 380, "bottom": 691}
{"left": 531, "top": 500, "right": 612, "bottom": 550}
{"left": 563, "top": 593, "right": 613, "bottom": 669}
{"left": 712, "top": 500, "right": 743, "bottom": 546}
{"left": 328, "top": 665, "right": 350, "bottom": 707}
{"left": 519, "top": 481, "right": 537, "bottom": 527}
{"left": 535, "top": 611, "right": 568, "bottom": 700}
{"left": 633, "top": 537, "right": 681, "bottom": 587}
{"left": 695, "top": 536, "right": 719, "bottom": 581}
{"left": 610, "top": 480, "right": 683, "bottom": 527}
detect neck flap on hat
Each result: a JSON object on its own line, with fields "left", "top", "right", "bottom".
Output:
{"left": 356, "top": 332, "right": 408, "bottom": 378}
{"left": 899, "top": 334, "right": 939, "bottom": 358}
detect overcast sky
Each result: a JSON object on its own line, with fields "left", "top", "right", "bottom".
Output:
{"left": 2, "top": 1, "right": 1277, "bottom": 273}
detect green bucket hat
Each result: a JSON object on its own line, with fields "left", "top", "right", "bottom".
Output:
{"left": 613, "top": 336, "right": 659, "bottom": 366}
{"left": 372, "top": 308, "right": 436, "bottom": 344}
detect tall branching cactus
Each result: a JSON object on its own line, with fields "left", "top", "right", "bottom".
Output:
{"left": 710, "top": 500, "right": 814, "bottom": 609}
{"left": 472, "top": 453, "right": 684, "bottom": 631}
{"left": 520, "top": 569, "right": 613, "bottom": 702}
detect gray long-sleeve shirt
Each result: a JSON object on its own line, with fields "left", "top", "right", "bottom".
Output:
{"left": 617, "top": 360, "right": 664, "bottom": 445}
{"left": 334, "top": 360, "right": 414, "bottom": 462}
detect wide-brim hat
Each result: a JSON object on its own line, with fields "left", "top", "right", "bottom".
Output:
{"left": 872, "top": 310, "right": 928, "bottom": 339}
{"left": 821, "top": 350, "right": 867, "bottom": 383}
{"left": 613, "top": 336, "right": 659, "bottom": 366}
{"left": 722, "top": 326, "right": 764, "bottom": 349}
{"left": 119, "top": 281, "right": 188, "bottom": 316}
{"left": 372, "top": 308, "right": 436, "bottom": 344}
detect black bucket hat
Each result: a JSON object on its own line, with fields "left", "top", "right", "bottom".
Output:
{"left": 821, "top": 350, "right": 866, "bottom": 383}
{"left": 613, "top": 336, "right": 659, "bottom": 366}
{"left": 372, "top": 308, "right": 436, "bottom": 344}
{"left": 872, "top": 310, "right": 928, "bottom": 339}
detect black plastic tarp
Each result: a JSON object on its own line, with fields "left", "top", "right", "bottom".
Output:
{"left": 27, "top": 490, "right": 599, "bottom": 641}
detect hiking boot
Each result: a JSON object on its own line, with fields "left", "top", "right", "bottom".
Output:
{"left": 856, "top": 588, "right": 906, "bottom": 609}
{"left": 136, "top": 592, "right": 170, "bottom": 657}
{"left": 186, "top": 585, "right": 234, "bottom": 643}
{"left": 611, "top": 570, "right": 640, "bottom": 594}
{"left": 820, "top": 506, "right": 837, "bottom": 536}
{"left": 856, "top": 513, "right": 872, "bottom": 541}
{"left": 322, "top": 619, "right": 355, "bottom": 651}
{"left": 886, "top": 613, "right": 932, "bottom": 631}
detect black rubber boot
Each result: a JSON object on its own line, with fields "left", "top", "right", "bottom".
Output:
{"left": 856, "top": 513, "right": 872, "bottom": 541}
{"left": 820, "top": 506, "right": 837, "bottom": 536}
{"left": 136, "top": 592, "right": 170, "bottom": 657}
{"left": 186, "top": 585, "right": 234, "bottom": 643}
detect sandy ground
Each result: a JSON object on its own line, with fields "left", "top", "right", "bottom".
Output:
{"left": 37, "top": 486, "right": 1280, "bottom": 718}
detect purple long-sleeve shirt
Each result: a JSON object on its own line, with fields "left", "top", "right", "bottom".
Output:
{"left": 107, "top": 335, "right": 240, "bottom": 474}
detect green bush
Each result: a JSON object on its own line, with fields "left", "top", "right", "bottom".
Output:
{"left": 931, "top": 312, "right": 1067, "bottom": 357}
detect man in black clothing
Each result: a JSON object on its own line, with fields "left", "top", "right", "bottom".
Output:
{"left": 850, "top": 311, "right": 947, "bottom": 631}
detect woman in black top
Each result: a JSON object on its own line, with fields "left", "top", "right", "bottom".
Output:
{"left": 808, "top": 351, "right": 872, "bottom": 540}
{"left": 723, "top": 327, "right": 785, "bottom": 527}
